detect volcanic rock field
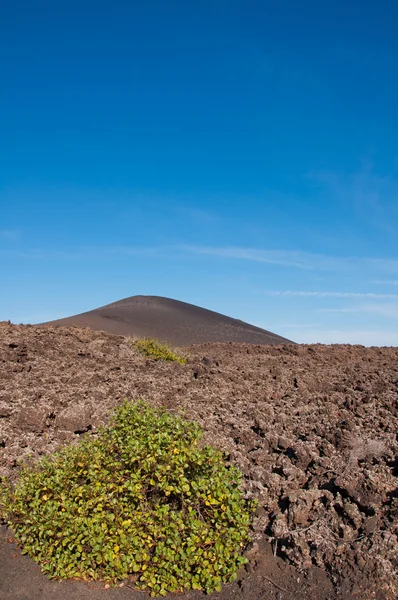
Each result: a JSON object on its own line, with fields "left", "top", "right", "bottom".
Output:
{"left": 1, "top": 319, "right": 397, "bottom": 600}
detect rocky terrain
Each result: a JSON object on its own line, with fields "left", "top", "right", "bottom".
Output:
{"left": 1, "top": 321, "right": 397, "bottom": 600}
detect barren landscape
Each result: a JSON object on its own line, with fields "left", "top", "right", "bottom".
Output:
{"left": 1, "top": 319, "right": 397, "bottom": 600}
{"left": 3, "top": 0, "right": 397, "bottom": 597}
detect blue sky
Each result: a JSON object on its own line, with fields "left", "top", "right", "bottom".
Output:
{"left": 1, "top": 0, "right": 398, "bottom": 345}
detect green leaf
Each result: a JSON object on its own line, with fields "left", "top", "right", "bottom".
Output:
{"left": 1, "top": 399, "right": 254, "bottom": 594}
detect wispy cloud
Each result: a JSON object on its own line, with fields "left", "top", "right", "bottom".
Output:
{"left": 1, "top": 246, "right": 163, "bottom": 260}
{"left": 267, "top": 290, "right": 398, "bottom": 299}
{"left": 9, "top": 312, "right": 68, "bottom": 325}
{"left": 320, "top": 303, "right": 398, "bottom": 318}
{"left": 278, "top": 328, "right": 398, "bottom": 346}
{"left": 3, "top": 243, "right": 398, "bottom": 278}
{"left": 277, "top": 322, "right": 323, "bottom": 329}
{"left": 181, "top": 246, "right": 352, "bottom": 270}
{"left": 309, "top": 163, "right": 398, "bottom": 233}
{"left": 254, "top": 319, "right": 398, "bottom": 345}
{"left": 175, "top": 206, "right": 217, "bottom": 223}
{"left": 181, "top": 245, "right": 398, "bottom": 273}
{"left": 0, "top": 229, "right": 19, "bottom": 241}
{"left": 371, "top": 279, "right": 398, "bottom": 286}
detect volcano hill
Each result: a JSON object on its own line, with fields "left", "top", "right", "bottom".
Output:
{"left": 43, "top": 295, "right": 293, "bottom": 345}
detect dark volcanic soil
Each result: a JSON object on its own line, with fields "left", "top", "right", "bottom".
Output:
{"left": 43, "top": 295, "right": 293, "bottom": 346}
{"left": 1, "top": 322, "right": 397, "bottom": 600}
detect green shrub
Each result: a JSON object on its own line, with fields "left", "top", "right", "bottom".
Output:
{"left": 0, "top": 400, "right": 255, "bottom": 596}
{"left": 134, "top": 338, "right": 186, "bottom": 364}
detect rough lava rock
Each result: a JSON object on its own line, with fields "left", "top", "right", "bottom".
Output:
{"left": 1, "top": 323, "right": 398, "bottom": 599}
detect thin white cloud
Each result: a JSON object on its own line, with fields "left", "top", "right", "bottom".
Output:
{"left": 320, "top": 303, "right": 398, "bottom": 318}
{"left": 309, "top": 164, "right": 398, "bottom": 234}
{"left": 175, "top": 206, "right": 217, "bottom": 223}
{"left": 367, "top": 258, "right": 398, "bottom": 274}
{"left": 278, "top": 323, "right": 323, "bottom": 329}
{"left": 181, "top": 245, "right": 352, "bottom": 270}
{"left": 267, "top": 290, "right": 398, "bottom": 299}
{"left": 280, "top": 328, "right": 398, "bottom": 346}
{"left": 9, "top": 312, "right": 68, "bottom": 325}
{"left": 255, "top": 320, "right": 398, "bottom": 345}
{"left": 181, "top": 245, "right": 398, "bottom": 273}
{"left": 0, "top": 229, "right": 19, "bottom": 241}
{"left": 3, "top": 243, "right": 398, "bottom": 277}
{"left": 318, "top": 307, "right": 362, "bottom": 314}
{"left": 2, "top": 246, "right": 163, "bottom": 260}
{"left": 371, "top": 279, "right": 398, "bottom": 286}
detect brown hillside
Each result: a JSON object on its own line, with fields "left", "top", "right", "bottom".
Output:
{"left": 1, "top": 322, "right": 397, "bottom": 600}
{"left": 43, "top": 295, "right": 293, "bottom": 345}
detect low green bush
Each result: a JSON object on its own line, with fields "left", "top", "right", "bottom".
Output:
{"left": 0, "top": 400, "right": 256, "bottom": 596}
{"left": 134, "top": 338, "right": 186, "bottom": 364}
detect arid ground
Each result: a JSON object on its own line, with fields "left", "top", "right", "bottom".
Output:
{"left": 1, "top": 321, "right": 397, "bottom": 600}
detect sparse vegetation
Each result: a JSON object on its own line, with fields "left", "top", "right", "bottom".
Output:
{"left": 0, "top": 400, "right": 255, "bottom": 596}
{"left": 134, "top": 338, "right": 187, "bottom": 364}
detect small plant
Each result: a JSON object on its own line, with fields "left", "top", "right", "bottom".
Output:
{"left": 134, "top": 338, "right": 187, "bottom": 364}
{"left": 0, "top": 400, "right": 256, "bottom": 596}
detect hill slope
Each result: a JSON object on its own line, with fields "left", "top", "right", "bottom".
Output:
{"left": 43, "top": 295, "right": 293, "bottom": 345}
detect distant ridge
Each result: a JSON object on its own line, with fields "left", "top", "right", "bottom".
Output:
{"left": 43, "top": 295, "right": 294, "bottom": 346}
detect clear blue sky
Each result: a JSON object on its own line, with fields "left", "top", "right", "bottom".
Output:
{"left": 1, "top": 1, "right": 398, "bottom": 345}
